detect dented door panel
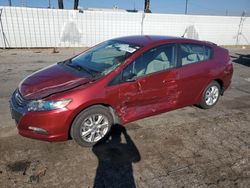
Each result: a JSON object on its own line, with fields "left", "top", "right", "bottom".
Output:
{"left": 118, "top": 69, "right": 180, "bottom": 123}
{"left": 117, "top": 81, "right": 141, "bottom": 122}
{"left": 136, "top": 69, "right": 180, "bottom": 117}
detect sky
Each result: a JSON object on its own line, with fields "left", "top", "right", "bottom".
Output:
{"left": 0, "top": 0, "right": 249, "bottom": 16}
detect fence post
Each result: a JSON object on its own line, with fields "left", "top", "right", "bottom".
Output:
{"left": 141, "top": 12, "right": 145, "bottom": 35}
{"left": 0, "top": 8, "right": 8, "bottom": 48}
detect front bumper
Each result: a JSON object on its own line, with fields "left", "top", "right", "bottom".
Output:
{"left": 9, "top": 91, "right": 72, "bottom": 142}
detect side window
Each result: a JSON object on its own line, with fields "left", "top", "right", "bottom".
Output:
{"left": 122, "top": 61, "right": 135, "bottom": 81}
{"left": 122, "top": 44, "right": 176, "bottom": 80}
{"left": 180, "top": 44, "right": 212, "bottom": 66}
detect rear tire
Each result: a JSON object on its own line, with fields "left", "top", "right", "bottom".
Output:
{"left": 199, "top": 81, "right": 221, "bottom": 109}
{"left": 71, "top": 105, "right": 113, "bottom": 147}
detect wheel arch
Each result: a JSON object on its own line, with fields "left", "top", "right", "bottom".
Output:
{"left": 68, "top": 103, "right": 120, "bottom": 139}
{"left": 214, "top": 78, "right": 224, "bottom": 95}
{"left": 196, "top": 79, "right": 224, "bottom": 106}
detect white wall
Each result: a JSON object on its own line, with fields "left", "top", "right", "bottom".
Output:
{"left": 0, "top": 6, "right": 249, "bottom": 48}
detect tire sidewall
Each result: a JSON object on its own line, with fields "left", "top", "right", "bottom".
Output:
{"left": 200, "top": 81, "right": 221, "bottom": 109}
{"left": 71, "top": 106, "right": 113, "bottom": 147}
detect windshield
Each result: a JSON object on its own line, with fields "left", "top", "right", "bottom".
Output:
{"left": 70, "top": 40, "right": 141, "bottom": 76}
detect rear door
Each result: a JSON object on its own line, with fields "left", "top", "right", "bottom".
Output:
{"left": 178, "top": 43, "right": 213, "bottom": 106}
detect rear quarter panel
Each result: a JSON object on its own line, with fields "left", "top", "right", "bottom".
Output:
{"left": 195, "top": 45, "right": 233, "bottom": 103}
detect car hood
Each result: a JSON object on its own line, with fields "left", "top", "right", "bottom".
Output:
{"left": 19, "top": 64, "right": 92, "bottom": 100}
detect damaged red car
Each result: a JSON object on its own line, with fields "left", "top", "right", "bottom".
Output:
{"left": 10, "top": 35, "right": 233, "bottom": 147}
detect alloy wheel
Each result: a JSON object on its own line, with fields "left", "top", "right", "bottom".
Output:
{"left": 80, "top": 114, "right": 109, "bottom": 143}
{"left": 205, "top": 86, "right": 219, "bottom": 106}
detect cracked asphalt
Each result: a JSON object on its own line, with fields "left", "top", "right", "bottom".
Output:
{"left": 0, "top": 48, "right": 250, "bottom": 188}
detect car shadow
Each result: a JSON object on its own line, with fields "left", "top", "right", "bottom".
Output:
{"left": 232, "top": 53, "right": 250, "bottom": 67}
{"left": 92, "top": 124, "right": 141, "bottom": 188}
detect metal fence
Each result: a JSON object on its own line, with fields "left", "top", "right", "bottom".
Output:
{"left": 0, "top": 6, "right": 249, "bottom": 48}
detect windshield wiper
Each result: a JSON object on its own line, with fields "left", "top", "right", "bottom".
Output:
{"left": 63, "top": 59, "right": 96, "bottom": 77}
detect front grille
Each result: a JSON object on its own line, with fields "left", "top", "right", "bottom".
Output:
{"left": 15, "top": 90, "right": 27, "bottom": 107}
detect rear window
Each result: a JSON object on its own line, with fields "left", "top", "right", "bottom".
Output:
{"left": 180, "top": 44, "right": 212, "bottom": 65}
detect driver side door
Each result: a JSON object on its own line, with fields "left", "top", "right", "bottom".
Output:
{"left": 118, "top": 44, "right": 180, "bottom": 123}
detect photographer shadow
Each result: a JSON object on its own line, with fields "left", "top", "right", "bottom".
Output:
{"left": 92, "top": 124, "right": 140, "bottom": 188}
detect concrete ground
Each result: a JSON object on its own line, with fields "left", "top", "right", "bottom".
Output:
{"left": 0, "top": 48, "right": 250, "bottom": 188}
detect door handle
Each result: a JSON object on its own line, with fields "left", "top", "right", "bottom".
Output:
{"left": 163, "top": 80, "right": 175, "bottom": 84}
{"left": 137, "top": 81, "right": 142, "bottom": 93}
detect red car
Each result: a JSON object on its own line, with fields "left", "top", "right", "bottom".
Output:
{"left": 10, "top": 35, "right": 233, "bottom": 147}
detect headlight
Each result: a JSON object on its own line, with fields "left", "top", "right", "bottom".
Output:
{"left": 27, "top": 99, "right": 71, "bottom": 112}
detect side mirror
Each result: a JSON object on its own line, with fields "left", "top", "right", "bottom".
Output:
{"left": 123, "top": 72, "right": 136, "bottom": 82}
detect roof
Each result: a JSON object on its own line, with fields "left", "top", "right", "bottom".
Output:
{"left": 113, "top": 35, "right": 183, "bottom": 46}
{"left": 113, "top": 35, "right": 216, "bottom": 47}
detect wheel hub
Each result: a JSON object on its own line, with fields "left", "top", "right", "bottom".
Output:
{"left": 80, "top": 114, "right": 109, "bottom": 143}
{"left": 205, "top": 86, "right": 219, "bottom": 106}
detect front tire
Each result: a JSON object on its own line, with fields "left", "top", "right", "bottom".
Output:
{"left": 199, "top": 81, "right": 221, "bottom": 109}
{"left": 71, "top": 106, "right": 113, "bottom": 147}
